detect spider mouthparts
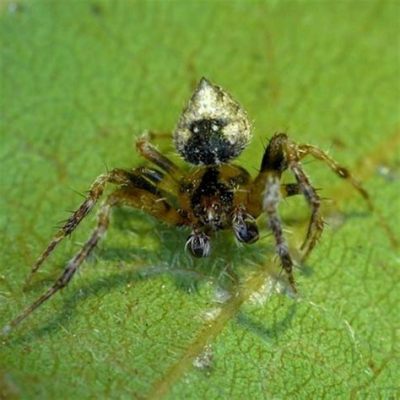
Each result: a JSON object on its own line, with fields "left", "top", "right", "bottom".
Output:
{"left": 185, "top": 232, "right": 211, "bottom": 258}
{"left": 232, "top": 211, "right": 259, "bottom": 244}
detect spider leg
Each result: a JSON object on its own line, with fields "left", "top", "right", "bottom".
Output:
{"left": 5, "top": 183, "right": 186, "bottom": 332}
{"left": 289, "top": 161, "right": 324, "bottom": 261}
{"left": 27, "top": 169, "right": 133, "bottom": 280}
{"left": 112, "top": 185, "right": 185, "bottom": 226}
{"left": 298, "top": 144, "right": 372, "bottom": 209}
{"left": 247, "top": 181, "right": 302, "bottom": 215}
{"left": 263, "top": 173, "right": 297, "bottom": 292}
{"left": 133, "top": 166, "right": 182, "bottom": 201}
{"left": 136, "top": 136, "right": 183, "bottom": 181}
{"left": 248, "top": 133, "right": 297, "bottom": 291}
{"left": 6, "top": 195, "right": 115, "bottom": 331}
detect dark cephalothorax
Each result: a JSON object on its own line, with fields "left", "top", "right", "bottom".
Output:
{"left": 189, "top": 167, "right": 233, "bottom": 229}
{"left": 3, "top": 78, "right": 371, "bottom": 334}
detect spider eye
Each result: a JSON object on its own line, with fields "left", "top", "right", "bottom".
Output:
{"left": 189, "top": 118, "right": 224, "bottom": 136}
{"left": 174, "top": 77, "right": 251, "bottom": 165}
{"left": 212, "top": 203, "right": 220, "bottom": 211}
{"left": 211, "top": 123, "right": 219, "bottom": 132}
{"left": 185, "top": 232, "right": 211, "bottom": 258}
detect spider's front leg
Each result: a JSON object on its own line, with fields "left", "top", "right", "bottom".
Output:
{"left": 290, "top": 140, "right": 372, "bottom": 259}
{"left": 289, "top": 160, "right": 324, "bottom": 260}
{"left": 250, "top": 133, "right": 298, "bottom": 292}
{"left": 263, "top": 174, "right": 297, "bottom": 291}
{"left": 27, "top": 169, "right": 133, "bottom": 281}
{"left": 5, "top": 180, "right": 185, "bottom": 332}
{"left": 5, "top": 196, "right": 114, "bottom": 331}
{"left": 297, "top": 143, "right": 372, "bottom": 209}
{"left": 258, "top": 133, "right": 325, "bottom": 266}
{"left": 250, "top": 132, "right": 371, "bottom": 291}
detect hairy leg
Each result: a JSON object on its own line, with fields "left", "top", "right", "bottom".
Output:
{"left": 293, "top": 143, "right": 371, "bottom": 258}
{"left": 28, "top": 169, "right": 134, "bottom": 280}
{"left": 112, "top": 186, "right": 185, "bottom": 226}
{"left": 5, "top": 184, "right": 185, "bottom": 332}
{"left": 263, "top": 173, "right": 297, "bottom": 292}
{"left": 246, "top": 134, "right": 297, "bottom": 290}
{"left": 298, "top": 144, "right": 372, "bottom": 209}
{"left": 289, "top": 161, "right": 324, "bottom": 260}
{"left": 6, "top": 197, "right": 114, "bottom": 331}
{"left": 248, "top": 133, "right": 370, "bottom": 291}
{"left": 136, "top": 136, "right": 182, "bottom": 181}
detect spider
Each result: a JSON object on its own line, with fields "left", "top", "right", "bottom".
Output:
{"left": 4, "top": 77, "right": 371, "bottom": 333}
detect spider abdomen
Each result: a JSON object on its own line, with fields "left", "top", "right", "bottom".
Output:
{"left": 174, "top": 78, "right": 251, "bottom": 165}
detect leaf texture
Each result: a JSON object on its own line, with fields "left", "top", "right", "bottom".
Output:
{"left": 1, "top": 1, "right": 399, "bottom": 399}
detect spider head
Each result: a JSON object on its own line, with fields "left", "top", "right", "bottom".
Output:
{"left": 174, "top": 78, "right": 251, "bottom": 165}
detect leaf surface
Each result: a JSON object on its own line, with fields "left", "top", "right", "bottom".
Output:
{"left": 1, "top": 1, "right": 399, "bottom": 399}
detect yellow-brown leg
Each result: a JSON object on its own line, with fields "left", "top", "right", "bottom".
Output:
{"left": 4, "top": 186, "right": 186, "bottom": 333}
{"left": 111, "top": 186, "right": 186, "bottom": 226}
{"left": 5, "top": 195, "right": 116, "bottom": 332}
{"left": 136, "top": 136, "right": 182, "bottom": 181}
{"left": 298, "top": 144, "right": 372, "bottom": 209}
{"left": 27, "top": 169, "right": 134, "bottom": 281}
{"left": 289, "top": 161, "right": 325, "bottom": 260}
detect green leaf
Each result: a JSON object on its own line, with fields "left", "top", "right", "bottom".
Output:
{"left": 1, "top": 0, "right": 399, "bottom": 398}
